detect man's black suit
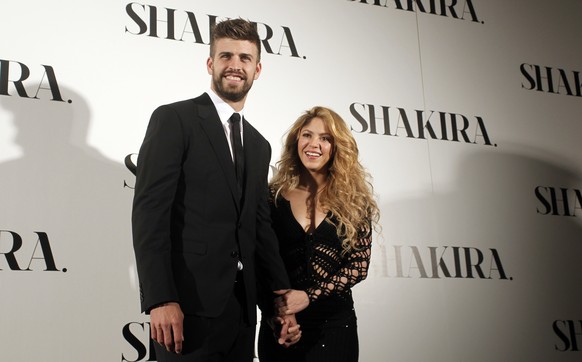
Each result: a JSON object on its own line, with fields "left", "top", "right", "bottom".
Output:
{"left": 132, "top": 93, "right": 289, "bottom": 334}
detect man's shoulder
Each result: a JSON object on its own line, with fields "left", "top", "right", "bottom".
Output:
{"left": 161, "top": 93, "right": 210, "bottom": 111}
{"left": 150, "top": 94, "right": 213, "bottom": 122}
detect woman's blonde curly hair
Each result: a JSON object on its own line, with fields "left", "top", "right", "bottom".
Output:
{"left": 270, "top": 106, "right": 380, "bottom": 255}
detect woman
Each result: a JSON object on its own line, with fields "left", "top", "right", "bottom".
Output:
{"left": 258, "top": 106, "right": 380, "bottom": 361}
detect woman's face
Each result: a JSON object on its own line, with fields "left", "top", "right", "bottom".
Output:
{"left": 297, "top": 117, "right": 333, "bottom": 175}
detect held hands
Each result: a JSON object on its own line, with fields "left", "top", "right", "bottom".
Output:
{"left": 271, "top": 289, "right": 307, "bottom": 347}
{"left": 274, "top": 289, "right": 310, "bottom": 315}
{"left": 272, "top": 314, "right": 302, "bottom": 348}
{"left": 149, "top": 302, "right": 184, "bottom": 354}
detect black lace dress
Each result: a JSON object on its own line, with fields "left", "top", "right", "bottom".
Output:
{"left": 258, "top": 196, "right": 372, "bottom": 362}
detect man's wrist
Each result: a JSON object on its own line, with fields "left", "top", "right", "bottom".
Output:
{"left": 148, "top": 301, "right": 178, "bottom": 312}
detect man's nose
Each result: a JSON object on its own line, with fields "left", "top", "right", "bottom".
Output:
{"left": 227, "top": 57, "right": 242, "bottom": 71}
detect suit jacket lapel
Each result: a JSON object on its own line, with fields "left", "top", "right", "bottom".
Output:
{"left": 195, "top": 95, "right": 242, "bottom": 212}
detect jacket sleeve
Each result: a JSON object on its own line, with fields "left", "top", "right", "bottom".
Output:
{"left": 254, "top": 142, "right": 291, "bottom": 295}
{"left": 131, "top": 105, "right": 185, "bottom": 313}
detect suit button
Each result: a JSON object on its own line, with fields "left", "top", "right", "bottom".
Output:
{"left": 231, "top": 251, "right": 239, "bottom": 258}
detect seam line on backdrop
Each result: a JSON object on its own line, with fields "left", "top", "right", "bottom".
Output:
{"left": 414, "top": 10, "right": 436, "bottom": 198}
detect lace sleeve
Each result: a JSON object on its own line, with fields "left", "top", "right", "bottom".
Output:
{"left": 304, "top": 231, "right": 372, "bottom": 303}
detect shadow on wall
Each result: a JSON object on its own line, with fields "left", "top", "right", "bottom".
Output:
{"left": 0, "top": 87, "right": 138, "bottom": 359}
{"left": 437, "top": 149, "right": 582, "bottom": 353}
{"left": 367, "top": 147, "right": 582, "bottom": 361}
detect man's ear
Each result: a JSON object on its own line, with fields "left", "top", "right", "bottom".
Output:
{"left": 254, "top": 61, "right": 262, "bottom": 80}
{"left": 206, "top": 57, "right": 213, "bottom": 75}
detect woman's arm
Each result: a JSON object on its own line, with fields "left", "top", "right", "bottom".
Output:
{"left": 276, "top": 231, "right": 372, "bottom": 314}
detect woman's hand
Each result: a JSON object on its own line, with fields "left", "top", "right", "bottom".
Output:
{"left": 274, "top": 289, "right": 310, "bottom": 315}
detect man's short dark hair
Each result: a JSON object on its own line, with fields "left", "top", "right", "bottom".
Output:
{"left": 210, "top": 18, "right": 261, "bottom": 61}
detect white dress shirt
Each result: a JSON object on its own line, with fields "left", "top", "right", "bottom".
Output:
{"left": 207, "top": 89, "right": 244, "bottom": 161}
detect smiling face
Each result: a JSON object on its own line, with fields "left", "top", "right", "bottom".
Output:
{"left": 297, "top": 117, "right": 333, "bottom": 176}
{"left": 207, "top": 37, "right": 262, "bottom": 108}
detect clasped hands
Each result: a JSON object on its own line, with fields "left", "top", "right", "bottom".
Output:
{"left": 272, "top": 289, "right": 310, "bottom": 347}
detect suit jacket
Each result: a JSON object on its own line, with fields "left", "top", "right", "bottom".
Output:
{"left": 132, "top": 93, "right": 290, "bottom": 323}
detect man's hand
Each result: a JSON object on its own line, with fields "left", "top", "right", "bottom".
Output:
{"left": 274, "top": 289, "right": 309, "bottom": 315}
{"left": 150, "top": 302, "right": 184, "bottom": 354}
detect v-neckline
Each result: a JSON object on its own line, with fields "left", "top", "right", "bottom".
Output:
{"left": 280, "top": 196, "right": 328, "bottom": 235}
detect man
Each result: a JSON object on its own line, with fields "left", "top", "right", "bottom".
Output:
{"left": 132, "top": 18, "right": 298, "bottom": 361}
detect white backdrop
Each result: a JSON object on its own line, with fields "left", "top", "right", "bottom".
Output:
{"left": 1, "top": 1, "right": 581, "bottom": 361}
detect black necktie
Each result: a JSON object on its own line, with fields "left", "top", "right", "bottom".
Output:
{"left": 229, "top": 113, "right": 244, "bottom": 190}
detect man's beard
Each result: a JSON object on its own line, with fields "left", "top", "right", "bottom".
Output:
{"left": 212, "top": 71, "right": 253, "bottom": 102}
